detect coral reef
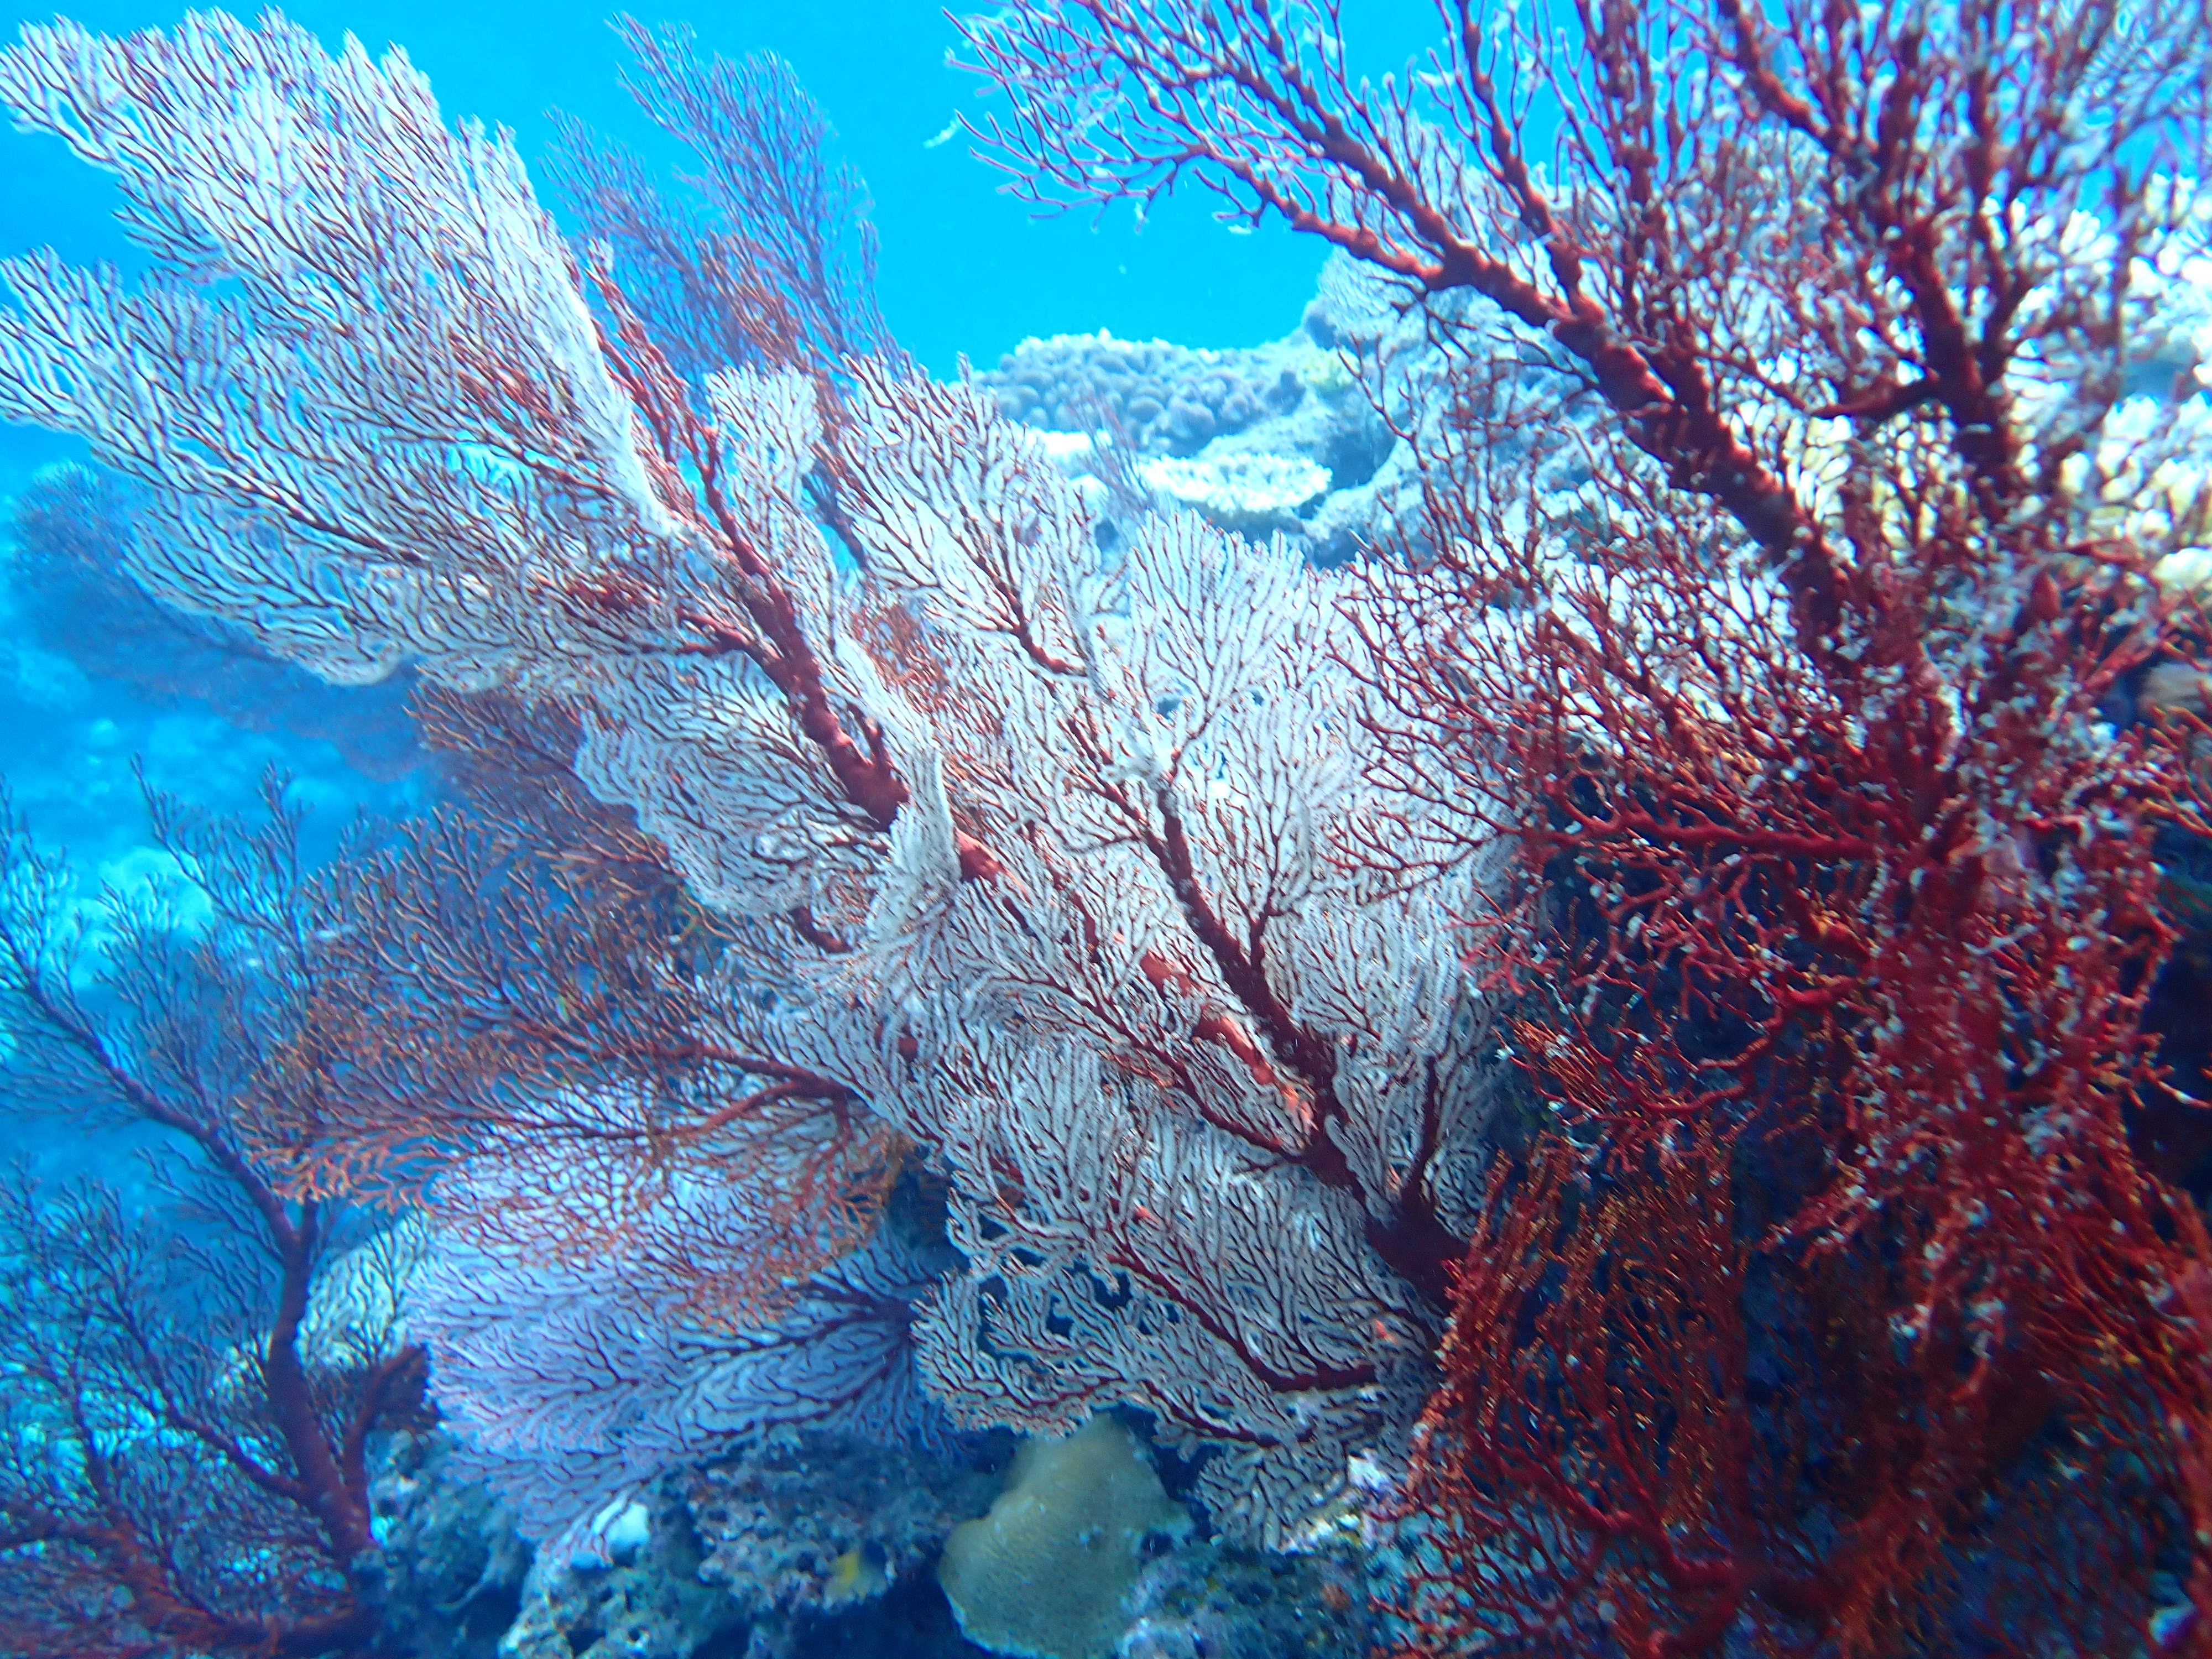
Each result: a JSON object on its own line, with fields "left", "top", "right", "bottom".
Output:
{"left": 361, "top": 1420, "right": 1370, "bottom": 1659}
{"left": 685, "top": 1431, "right": 1005, "bottom": 1655}
{"left": 964, "top": 0, "right": 2212, "bottom": 1649}
{"left": 369, "top": 1431, "right": 534, "bottom": 1659}
{"left": 937, "top": 1418, "right": 1192, "bottom": 1659}
{"left": 979, "top": 315, "right": 1407, "bottom": 564}
{"left": 0, "top": 7, "right": 1507, "bottom": 1548}
{"left": 493, "top": 1427, "right": 1005, "bottom": 1659}
{"left": 1135, "top": 451, "right": 1332, "bottom": 540}
{"left": 978, "top": 331, "right": 1302, "bottom": 455}
{"left": 0, "top": 1, "right": 2207, "bottom": 1655}
{"left": 1114, "top": 1537, "right": 1371, "bottom": 1659}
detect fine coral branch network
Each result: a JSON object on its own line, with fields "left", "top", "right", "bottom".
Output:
{"left": 0, "top": 0, "right": 2208, "bottom": 1654}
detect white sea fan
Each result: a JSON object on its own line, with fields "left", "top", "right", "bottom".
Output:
{"left": 0, "top": 12, "right": 1511, "bottom": 1552}
{"left": 411, "top": 1217, "right": 956, "bottom": 1563}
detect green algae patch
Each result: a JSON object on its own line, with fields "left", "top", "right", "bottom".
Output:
{"left": 937, "top": 1418, "right": 1194, "bottom": 1659}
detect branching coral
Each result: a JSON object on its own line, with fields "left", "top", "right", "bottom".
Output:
{"left": 0, "top": 0, "right": 2206, "bottom": 1650}
{"left": 0, "top": 781, "right": 425, "bottom": 1657}
{"left": 961, "top": 0, "right": 2212, "bottom": 1646}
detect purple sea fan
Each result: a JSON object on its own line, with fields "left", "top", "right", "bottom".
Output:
{"left": 409, "top": 1206, "right": 957, "bottom": 1564}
